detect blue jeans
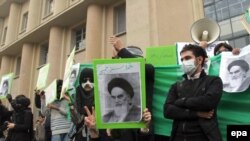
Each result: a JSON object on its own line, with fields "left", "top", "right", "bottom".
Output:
{"left": 0, "top": 138, "right": 5, "bottom": 141}
{"left": 52, "top": 133, "right": 69, "bottom": 141}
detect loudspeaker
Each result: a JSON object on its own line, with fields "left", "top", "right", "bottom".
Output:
{"left": 191, "top": 18, "right": 220, "bottom": 44}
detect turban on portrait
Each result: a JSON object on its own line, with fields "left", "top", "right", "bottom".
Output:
{"left": 227, "top": 60, "right": 249, "bottom": 72}
{"left": 108, "top": 78, "right": 134, "bottom": 98}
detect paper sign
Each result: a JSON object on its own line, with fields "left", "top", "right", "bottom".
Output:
{"left": 36, "top": 64, "right": 50, "bottom": 90}
{"left": 45, "top": 79, "right": 57, "bottom": 106}
{"left": 61, "top": 47, "right": 76, "bottom": 98}
{"left": 0, "top": 73, "right": 14, "bottom": 99}
{"left": 146, "top": 45, "right": 177, "bottom": 66}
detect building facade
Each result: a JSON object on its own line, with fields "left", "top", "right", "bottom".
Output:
{"left": 0, "top": 0, "right": 248, "bottom": 112}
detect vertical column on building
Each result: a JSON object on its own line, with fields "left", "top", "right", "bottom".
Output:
{"left": 0, "top": 56, "right": 11, "bottom": 77}
{"left": 47, "top": 26, "right": 63, "bottom": 83}
{"left": 27, "top": 0, "right": 42, "bottom": 31}
{"left": 54, "top": 0, "right": 67, "bottom": 14}
{"left": 85, "top": 4, "right": 103, "bottom": 62}
{"left": 18, "top": 43, "right": 33, "bottom": 96}
{"left": 5, "top": 2, "right": 20, "bottom": 45}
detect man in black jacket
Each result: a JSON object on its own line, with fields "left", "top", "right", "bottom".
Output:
{"left": 164, "top": 44, "right": 223, "bottom": 141}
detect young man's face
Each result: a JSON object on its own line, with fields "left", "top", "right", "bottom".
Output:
{"left": 180, "top": 50, "right": 196, "bottom": 62}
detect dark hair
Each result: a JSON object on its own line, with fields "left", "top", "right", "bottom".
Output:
{"left": 79, "top": 68, "right": 93, "bottom": 83}
{"left": 227, "top": 60, "right": 249, "bottom": 72}
{"left": 16, "top": 94, "right": 30, "bottom": 108}
{"left": 56, "top": 79, "right": 63, "bottom": 99}
{"left": 214, "top": 43, "right": 233, "bottom": 55}
{"left": 108, "top": 78, "right": 134, "bottom": 98}
{"left": 180, "top": 44, "right": 208, "bottom": 66}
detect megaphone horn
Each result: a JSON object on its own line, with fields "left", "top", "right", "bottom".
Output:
{"left": 190, "top": 18, "right": 220, "bottom": 44}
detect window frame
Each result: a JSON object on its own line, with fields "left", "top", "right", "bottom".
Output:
{"left": 72, "top": 25, "right": 86, "bottom": 51}
{"left": 113, "top": 3, "right": 126, "bottom": 36}
{"left": 21, "top": 12, "right": 28, "bottom": 33}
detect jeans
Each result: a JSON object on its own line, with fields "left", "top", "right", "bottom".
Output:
{"left": 52, "top": 133, "right": 69, "bottom": 141}
{"left": 0, "top": 138, "right": 5, "bottom": 141}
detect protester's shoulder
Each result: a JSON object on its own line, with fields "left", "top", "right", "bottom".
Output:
{"left": 205, "top": 75, "right": 223, "bottom": 85}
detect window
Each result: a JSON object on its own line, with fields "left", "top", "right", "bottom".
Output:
{"left": 39, "top": 43, "right": 48, "bottom": 66}
{"left": 1, "top": 27, "right": 7, "bottom": 45}
{"left": 15, "top": 57, "right": 21, "bottom": 76}
{"left": 44, "top": 0, "right": 54, "bottom": 16}
{"left": 114, "top": 3, "right": 126, "bottom": 35}
{"left": 203, "top": 0, "right": 250, "bottom": 48}
{"left": 73, "top": 26, "right": 86, "bottom": 50}
{"left": 21, "top": 12, "right": 28, "bottom": 32}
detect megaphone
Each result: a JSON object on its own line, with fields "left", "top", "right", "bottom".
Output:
{"left": 191, "top": 18, "right": 220, "bottom": 44}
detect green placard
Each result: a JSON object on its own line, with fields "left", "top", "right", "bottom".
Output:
{"left": 36, "top": 64, "right": 50, "bottom": 90}
{"left": 146, "top": 45, "right": 177, "bottom": 66}
{"left": 93, "top": 58, "right": 146, "bottom": 129}
{"left": 0, "top": 73, "right": 14, "bottom": 99}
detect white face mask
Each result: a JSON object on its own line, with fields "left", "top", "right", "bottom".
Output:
{"left": 182, "top": 59, "right": 198, "bottom": 76}
{"left": 81, "top": 80, "right": 94, "bottom": 91}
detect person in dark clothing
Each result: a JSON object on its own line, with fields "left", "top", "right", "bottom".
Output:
{"left": 0, "top": 100, "right": 12, "bottom": 141}
{"left": 76, "top": 68, "right": 94, "bottom": 116}
{"left": 88, "top": 36, "right": 155, "bottom": 141}
{"left": 74, "top": 68, "right": 95, "bottom": 141}
{"left": 163, "top": 44, "right": 223, "bottom": 141}
{"left": 6, "top": 95, "right": 33, "bottom": 141}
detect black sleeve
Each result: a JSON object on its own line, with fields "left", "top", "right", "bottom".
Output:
{"left": 76, "top": 87, "right": 84, "bottom": 115}
{"left": 163, "top": 83, "right": 197, "bottom": 120}
{"left": 175, "top": 77, "right": 223, "bottom": 111}
{"left": 35, "top": 94, "right": 41, "bottom": 109}
{"left": 145, "top": 64, "right": 155, "bottom": 112}
{"left": 117, "top": 48, "right": 137, "bottom": 58}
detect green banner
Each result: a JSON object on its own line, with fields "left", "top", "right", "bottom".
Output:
{"left": 146, "top": 46, "right": 177, "bottom": 66}
{"left": 153, "top": 55, "right": 250, "bottom": 141}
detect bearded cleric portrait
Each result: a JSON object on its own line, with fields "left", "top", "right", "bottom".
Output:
{"left": 102, "top": 77, "right": 141, "bottom": 123}
{"left": 224, "top": 59, "right": 250, "bottom": 92}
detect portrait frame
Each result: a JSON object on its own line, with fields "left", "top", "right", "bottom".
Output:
{"left": 93, "top": 58, "right": 146, "bottom": 129}
{"left": 0, "top": 73, "right": 14, "bottom": 99}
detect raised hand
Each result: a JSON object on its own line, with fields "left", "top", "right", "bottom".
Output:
{"left": 109, "top": 36, "right": 124, "bottom": 52}
{"left": 84, "top": 106, "right": 96, "bottom": 129}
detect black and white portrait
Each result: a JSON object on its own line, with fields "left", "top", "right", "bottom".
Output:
{"left": 0, "top": 79, "right": 9, "bottom": 96}
{"left": 96, "top": 62, "right": 142, "bottom": 123}
{"left": 220, "top": 46, "right": 250, "bottom": 93}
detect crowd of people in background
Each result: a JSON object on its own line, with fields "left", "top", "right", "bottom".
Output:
{"left": 0, "top": 36, "right": 243, "bottom": 141}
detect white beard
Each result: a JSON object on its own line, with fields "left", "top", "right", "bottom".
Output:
{"left": 229, "top": 77, "right": 244, "bottom": 89}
